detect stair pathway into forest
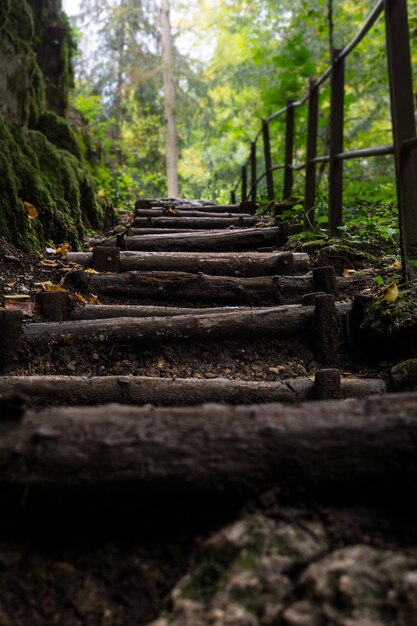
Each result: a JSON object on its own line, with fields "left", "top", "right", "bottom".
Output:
{"left": 1, "top": 197, "right": 417, "bottom": 503}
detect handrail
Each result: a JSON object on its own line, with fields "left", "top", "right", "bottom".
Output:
{"left": 232, "top": 0, "right": 417, "bottom": 280}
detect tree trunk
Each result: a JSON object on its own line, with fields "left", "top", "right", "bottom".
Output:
{"left": 1, "top": 392, "right": 416, "bottom": 498}
{"left": 160, "top": 0, "right": 178, "bottom": 197}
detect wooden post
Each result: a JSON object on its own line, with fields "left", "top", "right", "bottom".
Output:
{"left": 283, "top": 101, "right": 295, "bottom": 199}
{"left": 241, "top": 165, "right": 248, "bottom": 203}
{"left": 250, "top": 142, "right": 257, "bottom": 203}
{"left": 384, "top": 0, "right": 417, "bottom": 278}
{"left": 262, "top": 120, "right": 274, "bottom": 201}
{"left": 328, "top": 49, "right": 345, "bottom": 237}
{"left": 0, "top": 310, "right": 23, "bottom": 373}
{"left": 230, "top": 190, "right": 237, "bottom": 205}
{"left": 304, "top": 80, "right": 319, "bottom": 230}
{"left": 37, "top": 292, "right": 71, "bottom": 322}
{"left": 314, "top": 294, "right": 338, "bottom": 364}
{"left": 92, "top": 247, "right": 121, "bottom": 273}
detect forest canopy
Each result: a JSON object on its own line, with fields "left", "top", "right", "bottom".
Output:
{"left": 65, "top": 0, "right": 417, "bottom": 207}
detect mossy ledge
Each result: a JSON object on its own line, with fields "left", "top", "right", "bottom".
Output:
{"left": 0, "top": 117, "right": 113, "bottom": 254}
{"left": 0, "top": 0, "right": 115, "bottom": 253}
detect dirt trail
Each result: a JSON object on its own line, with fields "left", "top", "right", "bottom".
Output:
{"left": 0, "top": 199, "right": 416, "bottom": 626}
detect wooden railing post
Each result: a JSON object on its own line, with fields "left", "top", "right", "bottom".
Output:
{"left": 329, "top": 49, "right": 345, "bottom": 237}
{"left": 230, "top": 190, "right": 237, "bottom": 205}
{"left": 304, "top": 79, "right": 319, "bottom": 230}
{"left": 262, "top": 120, "right": 274, "bottom": 201}
{"left": 250, "top": 141, "right": 257, "bottom": 203}
{"left": 384, "top": 0, "right": 417, "bottom": 275}
{"left": 241, "top": 165, "right": 248, "bottom": 202}
{"left": 283, "top": 100, "right": 295, "bottom": 200}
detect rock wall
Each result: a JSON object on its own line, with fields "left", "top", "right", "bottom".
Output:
{"left": 0, "top": 0, "right": 114, "bottom": 253}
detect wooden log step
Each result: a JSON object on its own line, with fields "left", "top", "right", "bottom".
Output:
{"left": 72, "top": 270, "right": 357, "bottom": 304}
{"left": 132, "top": 217, "right": 258, "bottom": 229}
{"left": 124, "top": 227, "right": 293, "bottom": 252}
{"left": 1, "top": 391, "right": 416, "bottom": 498}
{"left": 135, "top": 200, "right": 256, "bottom": 214}
{"left": 135, "top": 209, "right": 253, "bottom": 218}
{"left": 24, "top": 303, "right": 350, "bottom": 347}
{"left": 0, "top": 374, "right": 385, "bottom": 407}
{"left": 130, "top": 228, "right": 209, "bottom": 235}
{"left": 64, "top": 251, "right": 309, "bottom": 276}
{"left": 71, "top": 305, "right": 286, "bottom": 320}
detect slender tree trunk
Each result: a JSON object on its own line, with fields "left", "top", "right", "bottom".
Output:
{"left": 160, "top": 0, "right": 179, "bottom": 197}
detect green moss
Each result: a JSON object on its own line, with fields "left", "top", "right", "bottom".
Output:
{"left": 0, "top": 117, "right": 113, "bottom": 253}
{"left": 35, "top": 111, "right": 81, "bottom": 157}
{"left": 181, "top": 560, "right": 228, "bottom": 603}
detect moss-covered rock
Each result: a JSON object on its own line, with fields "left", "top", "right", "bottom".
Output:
{"left": 390, "top": 359, "right": 417, "bottom": 391}
{"left": 0, "top": 117, "right": 113, "bottom": 253}
{"left": 35, "top": 111, "right": 81, "bottom": 158}
{"left": 28, "top": 0, "right": 75, "bottom": 116}
{"left": 360, "top": 284, "right": 417, "bottom": 358}
{"left": 0, "top": 0, "right": 115, "bottom": 252}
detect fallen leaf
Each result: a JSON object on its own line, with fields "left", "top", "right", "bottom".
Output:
{"left": 35, "top": 281, "right": 67, "bottom": 292}
{"left": 343, "top": 268, "right": 356, "bottom": 277}
{"left": 23, "top": 201, "right": 39, "bottom": 220}
{"left": 6, "top": 281, "right": 16, "bottom": 288}
{"left": 383, "top": 282, "right": 399, "bottom": 303}
{"left": 98, "top": 190, "right": 107, "bottom": 198}
{"left": 167, "top": 207, "right": 176, "bottom": 215}
{"left": 75, "top": 292, "right": 87, "bottom": 303}
{"left": 85, "top": 268, "right": 100, "bottom": 274}
{"left": 390, "top": 260, "right": 402, "bottom": 270}
{"left": 4, "top": 296, "right": 35, "bottom": 317}
{"left": 40, "top": 259, "right": 59, "bottom": 267}
{"left": 55, "top": 243, "right": 71, "bottom": 257}
{"left": 88, "top": 293, "right": 99, "bottom": 305}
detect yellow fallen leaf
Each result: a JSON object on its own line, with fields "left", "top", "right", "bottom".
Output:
{"left": 6, "top": 281, "right": 16, "bottom": 288}
{"left": 167, "top": 207, "right": 176, "bottom": 215}
{"left": 75, "top": 292, "right": 87, "bottom": 303}
{"left": 383, "top": 282, "right": 399, "bottom": 303}
{"left": 35, "top": 281, "right": 67, "bottom": 292}
{"left": 55, "top": 243, "right": 71, "bottom": 257}
{"left": 23, "top": 201, "right": 39, "bottom": 219}
{"left": 88, "top": 293, "right": 98, "bottom": 305}
{"left": 98, "top": 190, "right": 107, "bottom": 198}
{"left": 343, "top": 268, "right": 356, "bottom": 277}
{"left": 85, "top": 268, "right": 100, "bottom": 274}
{"left": 390, "top": 260, "right": 402, "bottom": 270}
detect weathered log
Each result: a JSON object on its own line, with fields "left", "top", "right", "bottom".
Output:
{"left": 129, "top": 228, "right": 208, "bottom": 235}
{"left": 124, "top": 227, "right": 282, "bottom": 252}
{"left": 81, "top": 271, "right": 312, "bottom": 303}
{"left": 63, "top": 251, "right": 309, "bottom": 276}
{"left": 1, "top": 392, "right": 416, "bottom": 497}
{"left": 25, "top": 304, "right": 346, "bottom": 346}
{"left": 135, "top": 209, "right": 253, "bottom": 218}
{"left": 0, "top": 375, "right": 385, "bottom": 407}
{"left": 132, "top": 216, "right": 258, "bottom": 229}
{"left": 135, "top": 200, "right": 256, "bottom": 214}
{"left": 71, "top": 305, "right": 283, "bottom": 320}
{"left": 78, "top": 271, "right": 356, "bottom": 304}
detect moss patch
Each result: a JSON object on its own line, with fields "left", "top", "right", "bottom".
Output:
{"left": 0, "top": 117, "right": 113, "bottom": 253}
{"left": 360, "top": 284, "right": 417, "bottom": 357}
